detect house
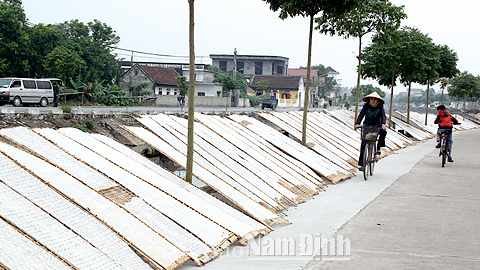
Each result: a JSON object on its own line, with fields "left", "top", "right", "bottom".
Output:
{"left": 117, "top": 64, "right": 180, "bottom": 96}
{"left": 210, "top": 54, "right": 289, "bottom": 83}
{"left": 179, "top": 65, "right": 223, "bottom": 97}
{"left": 117, "top": 63, "right": 223, "bottom": 97}
{"left": 250, "top": 75, "right": 304, "bottom": 108}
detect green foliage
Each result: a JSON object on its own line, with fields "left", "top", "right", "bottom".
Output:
{"left": 255, "top": 80, "right": 269, "bottom": 92}
{"left": 131, "top": 83, "right": 150, "bottom": 96}
{"left": 61, "top": 106, "right": 72, "bottom": 113}
{"left": 44, "top": 46, "right": 85, "bottom": 83}
{"left": 323, "top": 103, "right": 328, "bottom": 109}
{"left": 246, "top": 95, "right": 261, "bottom": 107}
{"left": 437, "top": 45, "right": 459, "bottom": 80}
{"left": 0, "top": 2, "right": 121, "bottom": 83}
{"left": 176, "top": 76, "right": 189, "bottom": 96}
{"left": 263, "top": 0, "right": 360, "bottom": 18}
{"left": 52, "top": 19, "right": 122, "bottom": 84}
{"left": 72, "top": 124, "right": 87, "bottom": 132}
{"left": 351, "top": 84, "right": 386, "bottom": 98}
{"left": 449, "top": 71, "right": 480, "bottom": 100}
{"left": 0, "top": 0, "right": 30, "bottom": 77}
{"left": 84, "top": 120, "right": 94, "bottom": 130}
{"left": 213, "top": 68, "right": 247, "bottom": 97}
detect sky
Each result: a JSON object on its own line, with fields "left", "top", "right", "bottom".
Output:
{"left": 22, "top": 0, "right": 480, "bottom": 94}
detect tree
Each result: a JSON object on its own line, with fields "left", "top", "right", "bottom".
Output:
{"left": 25, "top": 23, "right": 63, "bottom": 78}
{"left": 418, "top": 44, "right": 441, "bottom": 124}
{"left": 437, "top": 45, "right": 459, "bottom": 105}
{"left": 315, "top": 0, "right": 406, "bottom": 124}
{"left": 449, "top": 71, "right": 480, "bottom": 117}
{"left": 351, "top": 84, "right": 385, "bottom": 99}
{"left": 176, "top": 76, "right": 189, "bottom": 97}
{"left": 361, "top": 30, "right": 403, "bottom": 128}
{"left": 52, "top": 19, "right": 121, "bottom": 85}
{"left": 0, "top": 0, "right": 30, "bottom": 77}
{"left": 397, "top": 27, "right": 438, "bottom": 124}
{"left": 44, "top": 46, "right": 85, "bottom": 84}
{"left": 255, "top": 80, "right": 269, "bottom": 94}
{"left": 263, "top": 0, "right": 360, "bottom": 145}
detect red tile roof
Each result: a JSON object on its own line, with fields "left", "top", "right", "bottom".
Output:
{"left": 288, "top": 68, "right": 319, "bottom": 77}
{"left": 251, "top": 75, "right": 301, "bottom": 90}
{"left": 140, "top": 65, "right": 179, "bottom": 86}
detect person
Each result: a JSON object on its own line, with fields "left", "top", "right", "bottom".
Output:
{"left": 177, "top": 93, "right": 183, "bottom": 107}
{"left": 53, "top": 82, "right": 60, "bottom": 107}
{"left": 434, "top": 105, "right": 459, "bottom": 162}
{"left": 354, "top": 92, "right": 387, "bottom": 169}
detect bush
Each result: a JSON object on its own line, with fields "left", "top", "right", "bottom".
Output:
{"left": 62, "top": 106, "right": 72, "bottom": 113}
{"left": 323, "top": 103, "right": 328, "bottom": 109}
{"left": 247, "top": 95, "right": 261, "bottom": 107}
{"left": 84, "top": 120, "right": 94, "bottom": 130}
{"left": 72, "top": 124, "right": 87, "bottom": 132}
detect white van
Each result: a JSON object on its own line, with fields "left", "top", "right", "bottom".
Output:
{"left": 0, "top": 78, "right": 54, "bottom": 107}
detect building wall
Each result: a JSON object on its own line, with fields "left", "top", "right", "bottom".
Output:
{"left": 117, "top": 65, "right": 156, "bottom": 95}
{"left": 155, "top": 96, "right": 251, "bottom": 107}
{"left": 211, "top": 58, "right": 288, "bottom": 76}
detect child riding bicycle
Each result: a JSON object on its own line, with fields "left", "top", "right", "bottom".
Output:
{"left": 434, "top": 105, "right": 459, "bottom": 162}
{"left": 354, "top": 92, "right": 387, "bottom": 170}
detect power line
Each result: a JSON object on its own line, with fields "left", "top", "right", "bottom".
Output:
{"left": 109, "top": 46, "right": 210, "bottom": 59}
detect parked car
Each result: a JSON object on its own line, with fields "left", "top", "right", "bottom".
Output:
{"left": 261, "top": 96, "right": 278, "bottom": 110}
{"left": 0, "top": 78, "right": 55, "bottom": 107}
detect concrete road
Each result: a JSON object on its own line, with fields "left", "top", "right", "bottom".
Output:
{"left": 178, "top": 129, "right": 479, "bottom": 270}
{"left": 305, "top": 128, "right": 480, "bottom": 270}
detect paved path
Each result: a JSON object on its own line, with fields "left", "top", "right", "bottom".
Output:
{"left": 180, "top": 129, "right": 480, "bottom": 270}
{"left": 305, "top": 128, "right": 480, "bottom": 269}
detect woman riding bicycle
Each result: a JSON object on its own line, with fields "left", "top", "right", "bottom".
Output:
{"left": 354, "top": 92, "right": 387, "bottom": 169}
{"left": 434, "top": 105, "right": 459, "bottom": 162}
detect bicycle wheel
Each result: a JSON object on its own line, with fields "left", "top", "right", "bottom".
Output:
{"left": 441, "top": 138, "right": 446, "bottom": 167}
{"left": 363, "top": 142, "right": 370, "bottom": 180}
{"left": 370, "top": 143, "right": 376, "bottom": 176}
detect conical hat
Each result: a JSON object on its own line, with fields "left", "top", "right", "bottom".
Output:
{"left": 362, "top": 92, "right": 384, "bottom": 104}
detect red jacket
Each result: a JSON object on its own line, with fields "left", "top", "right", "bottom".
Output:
{"left": 434, "top": 110, "right": 458, "bottom": 129}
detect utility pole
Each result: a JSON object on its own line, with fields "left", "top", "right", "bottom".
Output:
{"left": 233, "top": 48, "right": 239, "bottom": 107}
{"left": 131, "top": 51, "right": 134, "bottom": 67}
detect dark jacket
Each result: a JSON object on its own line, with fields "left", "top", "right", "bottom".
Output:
{"left": 434, "top": 110, "right": 458, "bottom": 130}
{"left": 356, "top": 102, "right": 386, "bottom": 127}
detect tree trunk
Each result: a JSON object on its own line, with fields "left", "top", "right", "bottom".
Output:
{"left": 301, "top": 15, "right": 314, "bottom": 146}
{"left": 440, "top": 88, "right": 444, "bottom": 105}
{"left": 407, "top": 81, "right": 411, "bottom": 124}
{"left": 354, "top": 35, "right": 362, "bottom": 125}
{"left": 388, "top": 72, "right": 395, "bottom": 128}
{"left": 425, "top": 81, "right": 430, "bottom": 125}
{"left": 455, "top": 96, "right": 459, "bottom": 116}
{"left": 186, "top": 0, "right": 195, "bottom": 183}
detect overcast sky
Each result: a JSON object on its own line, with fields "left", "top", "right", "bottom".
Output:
{"left": 22, "top": 0, "right": 480, "bottom": 94}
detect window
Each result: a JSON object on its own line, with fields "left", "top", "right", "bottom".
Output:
{"left": 37, "top": 81, "right": 52, "bottom": 89}
{"left": 237, "top": 61, "right": 244, "bottom": 74}
{"left": 12, "top": 80, "right": 21, "bottom": 87}
{"left": 272, "top": 63, "right": 275, "bottom": 75}
{"left": 255, "top": 62, "right": 263, "bottom": 75}
{"left": 219, "top": 61, "right": 227, "bottom": 72}
{"left": 197, "top": 92, "right": 205, "bottom": 96}
{"left": 159, "top": 90, "right": 163, "bottom": 95}
{"left": 23, "top": 80, "right": 37, "bottom": 89}
{"left": 277, "top": 65, "right": 284, "bottom": 75}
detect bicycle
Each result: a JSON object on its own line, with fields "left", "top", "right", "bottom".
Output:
{"left": 359, "top": 125, "right": 382, "bottom": 180}
{"left": 438, "top": 130, "right": 450, "bottom": 167}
